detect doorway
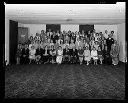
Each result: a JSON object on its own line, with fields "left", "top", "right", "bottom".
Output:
{"left": 79, "top": 25, "right": 94, "bottom": 35}
{"left": 9, "top": 20, "right": 18, "bottom": 64}
{"left": 46, "top": 24, "right": 61, "bottom": 33}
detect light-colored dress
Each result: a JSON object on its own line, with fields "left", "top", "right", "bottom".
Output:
{"left": 84, "top": 50, "right": 91, "bottom": 61}
{"left": 29, "top": 49, "right": 36, "bottom": 59}
{"left": 91, "top": 50, "right": 98, "bottom": 60}
{"left": 56, "top": 50, "right": 63, "bottom": 64}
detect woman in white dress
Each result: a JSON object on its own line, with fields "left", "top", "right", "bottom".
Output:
{"left": 29, "top": 45, "right": 36, "bottom": 64}
{"left": 84, "top": 46, "right": 91, "bottom": 65}
{"left": 91, "top": 47, "right": 98, "bottom": 65}
{"left": 56, "top": 46, "right": 63, "bottom": 64}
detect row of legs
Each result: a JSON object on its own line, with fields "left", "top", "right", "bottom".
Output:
{"left": 17, "top": 56, "right": 113, "bottom": 65}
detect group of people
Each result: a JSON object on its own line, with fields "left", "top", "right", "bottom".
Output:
{"left": 16, "top": 29, "right": 119, "bottom": 65}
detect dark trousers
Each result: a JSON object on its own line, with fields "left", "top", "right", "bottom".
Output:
{"left": 50, "top": 55, "right": 56, "bottom": 62}
{"left": 63, "top": 55, "right": 70, "bottom": 63}
{"left": 104, "top": 55, "right": 112, "bottom": 65}
{"left": 43, "top": 55, "right": 50, "bottom": 63}
{"left": 21, "top": 56, "right": 29, "bottom": 64}
{"left": 70, "top": 56, "right": 77, "bottom": 63}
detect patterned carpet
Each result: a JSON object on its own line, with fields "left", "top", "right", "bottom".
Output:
{"left": 5, "top": 63, "right": 125, "bottom": 99}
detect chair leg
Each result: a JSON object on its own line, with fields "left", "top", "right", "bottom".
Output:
{"left": 29, "top": 59, "right": 31, "bottom": 64}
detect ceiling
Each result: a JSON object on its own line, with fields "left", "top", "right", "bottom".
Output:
{"left": 5, "top": 3, "right": 125, "bottom": 24}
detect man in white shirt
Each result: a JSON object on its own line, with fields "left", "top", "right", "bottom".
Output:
{"left": 104, "top": 30, "right": 108, "bottom": 39}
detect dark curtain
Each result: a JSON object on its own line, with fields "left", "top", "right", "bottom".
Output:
{"left": 9, "top": 20, "right": 18, "bottom": 64}
{"left": 79, "top": 25, "right": 94, "bottom": 35}
{"left": 46, "top": 24, "right": 60, "bottom": 33}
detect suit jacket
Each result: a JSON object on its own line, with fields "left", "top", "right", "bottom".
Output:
{"left": 54, "top": 35, "right": 59, "bottom": 41}
{"left": 63, "top": 49, "right": 70, "bottom": 55}
{"left": 70, "top": 49, "right": 78, "bottom": 57}
{"left": 106, "top": 38, "right": 114, "bottom": 49}
{"left": 36, "top": 48, "right": 44, "bottom": 56}
{"left": 21, "top": 48, "right": 29, "bottom": 58}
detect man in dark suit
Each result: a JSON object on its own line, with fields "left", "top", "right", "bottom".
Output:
{"left": 21, "top": 44, "right": 29, "bottom": 64}
{"left": 35, "top": 45, "right": 43, "bottom": 64}
{"left": 63, "top": 45, "right": 70, "bottom": 63}
{"left": 70, "top": 46, "right": 78, "bottom": 64}
{"left": 51, "top": 31, "right": 56, "bottom": 43}
{"left": 54, "top": 33, "right": 59, "bottom": 42}
{"left": 106, "top": 31, "right": 114, "bottom": 53}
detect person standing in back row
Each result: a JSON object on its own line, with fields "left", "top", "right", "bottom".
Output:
{"left": 106, "top": 31, "right": 114, "bottom": 53}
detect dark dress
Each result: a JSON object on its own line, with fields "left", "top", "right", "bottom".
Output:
{"left": 72, "top": 35, "right": 76, "bottom": 43}
{"left": 98, "top": 50, "right": 103, "bottom": 61}
{"left": 51, "top": 34, "right": 56, "bottom": 43}
{"left": 78, "top": 49, "right": 84, "bottom": 57}
{"left": 54, "top": 35, "right": 59, "bottom": 42}
{"left": 16, "top": 49, "right": 22, "bottom": 58}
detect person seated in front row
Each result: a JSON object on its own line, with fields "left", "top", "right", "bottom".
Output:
{"left": 70, "top": 46, "right": 78, "bottom": 64}
{"left": 35, "top": 45, "right": 43, "bottom": 64}
{"left": 97, "top": 46, "right": 103, "bottom": 64}
{"left": 21, "top": 44, "right": 29, "bottom": 64}
{"left": 84, "top": 46, "right": 91, "bottom": 65}
{"left": 43, "top": 45, "right": 50, "bottom": 64}
{"left": 56, "top": 46, "right": 63, "bottom": 64}
{"left": 29, "top": 45, "right": 36, "bottom": 64}
{"left": 63, "top": 45, "right": 70, "bottom": 63}
{"left": 49, "top": 45, "right": 56, "bottom": 64}
{"left": 78, "top": 46, "right": 84, "bottom": 65}
{"left": 91, "top": 47, "right": 98, "bottom": 65}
